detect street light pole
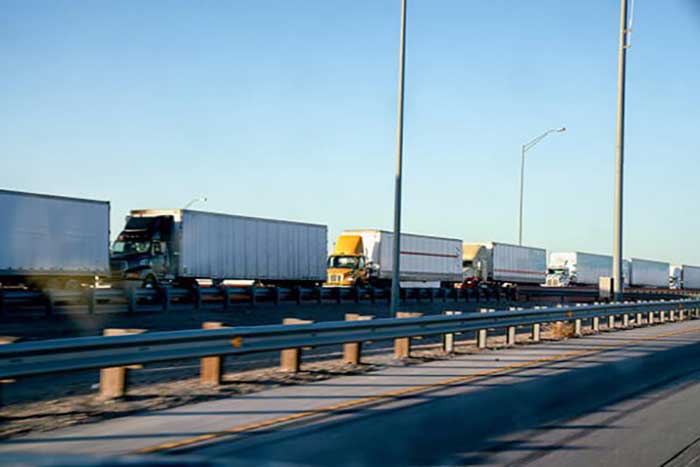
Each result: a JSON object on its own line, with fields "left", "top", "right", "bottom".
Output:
{"left": 613, "top": 0, "right": 629, "bottom": 301}
{"left": 519, "top": 145, "right": 526, "bottom": 246}
{"left": 390, "top": 0, "right": 408, "bottom": 318}
{"left": 518, "top": 127, "right": 566, "bottom": 246}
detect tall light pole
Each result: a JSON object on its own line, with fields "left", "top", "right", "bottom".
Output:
{"left": 390, "top": 0, "right": 408, "bottom": 317}
{"left": 613, "top": 0, "right": 630, "bottom": 301}
{"left": 518, "top": 127, "right": 566, "bottom": 246}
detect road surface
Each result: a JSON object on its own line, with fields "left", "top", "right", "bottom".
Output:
{"left": 3, "top": 320, "right": 700, "bottom": 466}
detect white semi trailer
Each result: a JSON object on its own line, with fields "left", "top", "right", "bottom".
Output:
{"left": 628, "top": 258, "right": 669, "bottom": 288}
{"left": 0, "top": 189, "right": 110, "bottom": 288}
{"left": 463, "top": 242, "right": 547, "bottom": 285}
{"left": 325, "top": 230, "right": 463, "bottom": 287}
{"left": 111, "top": 209, "right": 327, "bottom": 287}
{"left": 679, "top": 265, "right": 700, "bottom": 290}
{"left": 546, "top": 252, "right": 613, "bottom": 287}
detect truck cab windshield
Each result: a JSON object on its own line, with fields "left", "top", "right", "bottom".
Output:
{"left": 328, "top": 256, "right": 362, "bottom": 269}
{"left": 112, "top": 240, "right": 151, "bottom": 255}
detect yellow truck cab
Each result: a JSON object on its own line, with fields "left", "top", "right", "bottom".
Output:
{"left": 325, "top": 230, "right": 463, "bottom": 288}
{"left": 326, "top": 234, "right": 369, "bottom": 287}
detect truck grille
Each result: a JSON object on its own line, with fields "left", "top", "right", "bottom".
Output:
{"left": 328, "top": 274, "right": 344, "bottom": 283}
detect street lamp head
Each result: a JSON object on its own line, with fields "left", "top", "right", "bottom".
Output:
{"left": 184, "top": 196, "right": 208, "bottom": 210}
{"left": 556, "top": 127, "right": 566, "bottom": 132}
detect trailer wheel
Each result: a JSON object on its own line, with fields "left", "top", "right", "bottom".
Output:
{"left": 143, "top": 274, "right": 158, "bottom": 289}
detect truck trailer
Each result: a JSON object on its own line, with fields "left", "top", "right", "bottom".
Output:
{"left": 325, "top": 230, "right": 463, "bottom": 287}
{"left": 546, "top": 252, "right": 613, "bottom": 287}
{"left": 0, "top": 189, "right": 110, "bottom": 288}
{"left": 628, "top": 258, "right": 669, "bottom": 288}
{"left": 463, "top": 242, "right": 546, "bottom": 285}
{"left": 110, "top": 209, "right": 327, "bottom": 287}
{"left": 679, "top": 265, "right": 700, "bottom": 290}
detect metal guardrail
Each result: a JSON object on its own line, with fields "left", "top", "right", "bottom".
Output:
{"left": 0, "top": 284, "right": 517, "bottom": 316}
{"left": 1, "top": 299, "right": 697, "bottom": 381}
{"left": 2, "top": 282, "right": 692, "bottom": 317}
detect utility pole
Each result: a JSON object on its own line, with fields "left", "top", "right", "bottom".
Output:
{"left": 390, "top": 0, "right": 408, "bottom": 317}
{"left": 613, "top": 0, "right": 629, "bottom": 301}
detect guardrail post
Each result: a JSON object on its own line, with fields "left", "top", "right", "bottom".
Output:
{"left": 193, "top": 287, "right": 202, "bottom": 310}
{"left": 635, "top": 312, "right": 643, "bottom": 326}
{"left": 660, "top": 310, "right": 666, "bottom": 323}
{"left": 0, "top": 336, "right": 18, "bottom": 408}
{"left": 201, "top": 322, "right": 229, "bottom": 385}
{"left": 353, "top": 286, "right": 361, "bottom": 304}
{"left": 127, "top": 288, "right": 139, "bottom": 314}
{"left": 161, "top": 287, "right": 171, "bottom": 312}
{"left": 607, "top": 315, "right": 615, "bottom": 330}
{"left": 669, "top": 309, "right": 676, "bottom": 322}
{"left": 442, "top": 311, "right": 461, "bottom": 353}
{"left": 294, "top": 286, "right": 303, "bottom": 305}
{"left": 622, "top": 314, "right": 630, "bottom": 328}
{"left": 343, "top": 313, "right": 374, "bottom": 364}
{"left": 44, "top": 290, "right": 55, "bottom": 317}
{"left": 531, "top": 323, "right": 541, "bottom": 343}
{"left": 83, "top": 288, "right": 96, "bottom": 315}
{"left": 574, "top": 319, "right": 582, "bottom": 337}
{"left": 648, "top": 311, "right": 655, "bottom": 325}
{"left": 592, "top": 316, "right": 600, "bottom": 332}
{"left": 679, "top": 308, "right": 685, "bottom": 320}
{"left": 477, "top": 308, "right": 488, "bottom": 349}
{"left": 280, "top": 318, "right": 314, "bottom": 372}
{"left": 394, "top": 312, "right": 423, "bottom": 358}
{"left": 506, "top": 325, "right": 517, "bottom": 346}
{"left": 249, "top": 285, "right": 257, "bottom": 307}
{"left": 220, "top": 287, "right": 230, "bottom": 311}
{"left": 99, "top": 328, "right": 145, "bottom": 400}
{"left": 272, "top": 286, "right": 280, "bottom": 305}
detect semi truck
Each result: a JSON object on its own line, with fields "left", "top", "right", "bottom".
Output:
{"left": 462, "top": 242, "right": 546, "bottom": 286}
{"left": 546, "top": 252, "right": 613, "bottom": 287}
{"left": 325, "top": 230, "right": 463, "bottom": 287}
{"left": 0, "top": 189, "right": 110, "bottom": 289}
{"left": 110, "top": 209, "right": 327, "bottom": 287}
{"left": 628, "top": 258, "right": 669, "bottom": 288}
{"left": 671, "top": 264, "right": 700, "bottom": 290}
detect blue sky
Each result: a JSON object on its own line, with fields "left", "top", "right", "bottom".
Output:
{"left": 2, "top": 1, "right": 699, "bottom": 264}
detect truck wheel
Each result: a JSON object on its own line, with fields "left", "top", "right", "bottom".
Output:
{"left": 143, "top": 274, "right": 158, "bottom": 289}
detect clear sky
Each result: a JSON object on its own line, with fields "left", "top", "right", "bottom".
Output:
{"left": 2, "top": 1, "right": 699, "bottom": 264}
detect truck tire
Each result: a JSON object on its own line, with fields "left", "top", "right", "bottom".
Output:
{"left": 143, "top": 274, "right": 158, "bottom": 289}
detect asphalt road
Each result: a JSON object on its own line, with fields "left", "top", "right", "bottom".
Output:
{"left": 4, "top": 320, "right": 700, "bottom": 466}
{"left": 185, "top": 322, "right": 700, "bottom": 466}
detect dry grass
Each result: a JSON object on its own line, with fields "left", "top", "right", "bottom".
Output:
{"left": 545, "top": 321, "right": 576, "bottom": 339}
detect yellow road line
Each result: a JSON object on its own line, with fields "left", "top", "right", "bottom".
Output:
{"left": 133, "top": 324, "right": 700, "bottom": 455}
